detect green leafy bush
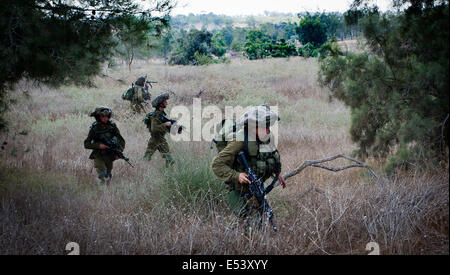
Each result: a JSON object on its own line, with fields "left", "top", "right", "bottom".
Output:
{"left": 318, "top": 1, "right": 449, "bottom": 172}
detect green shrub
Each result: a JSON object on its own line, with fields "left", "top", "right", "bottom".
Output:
{"left": 157, "top": 145, "right": 226, "bottom": 211}
{"left": 318, "top": 1, "right": 449, "bottom": 173}
{"left": 193, "top": 52, "right": 214, "bottom": 66}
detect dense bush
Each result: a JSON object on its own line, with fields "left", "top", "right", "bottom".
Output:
{"left": 296, "top": 14, "right": 328, "bottom": 47}
{"left": 319, "top": 0, "right": 449, "bottom": 172}
{"left": 244, "top": 31, "right": 297, "bottom": 60}
{"left": 168, "top": 29, "right": 227, "bottom": 65}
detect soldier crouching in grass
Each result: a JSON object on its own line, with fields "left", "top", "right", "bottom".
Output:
{"left": 84, "top": 107, "right": 126, "bottom": 184}
{"left": 211, "top": 105, "right": 286, "bottom": 233}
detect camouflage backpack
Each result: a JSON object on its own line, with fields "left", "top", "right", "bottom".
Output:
{"left": 122, "top": 85, "right": 135, "bottom": 101}
{"left": 211, "top": 119, "right": 237, "bottom": 153}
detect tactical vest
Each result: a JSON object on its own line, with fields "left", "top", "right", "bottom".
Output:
{"left": 91, "top": 121, "right": 118, "bottom": 151}
{"left": 233, "top": 129, "right": 281, "bottom": 183}
{"left": 143, "top": 110, "right": 155, "bottom": 130}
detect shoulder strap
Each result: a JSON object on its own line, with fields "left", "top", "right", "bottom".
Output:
{"left": 244, "top": 128, "right": 249, "bottom": 157}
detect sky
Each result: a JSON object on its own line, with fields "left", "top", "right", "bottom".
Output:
{"left": 171, "top": 0, "right": 393, "bottom": 15}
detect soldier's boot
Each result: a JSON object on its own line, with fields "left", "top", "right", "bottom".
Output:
{"left": 105, "top": 171, "right": 112, "bottom": 184}
{"left": 143, "top": 147, "right": 156, "bottom": 161}
{"left": 164, "top": 154, "right": 175, "bottom": 167}
{"left": 97, "top": 170, "right": 108, "bottom": 184}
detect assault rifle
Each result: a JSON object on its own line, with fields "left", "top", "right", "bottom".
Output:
{"left": 97, "top": 136, "right": 134, "bottom": 168}
{"left": 144, "top": 74, "right": 157, "bottom": 88}
{"left": 237, "top": 151, "right": 277, "bottom": 232}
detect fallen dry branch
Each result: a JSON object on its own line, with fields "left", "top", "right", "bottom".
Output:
{"left": 273, "top": 154, "right": 384, "bottom": 196}
{"left": 194, "top": 88, "right": 205, "bottom": 98}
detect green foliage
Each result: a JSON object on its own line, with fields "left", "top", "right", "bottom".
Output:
{"left": 220, "top": 25, "right": 235, "bottom": 47}
{"left": 168, "top": 29, "right": 216, "bottom": 65}
{"left": 193, "top": 52, "right": 214, "bottom": 65}
{"left": 158, "top": 147, "right": 226, "bottom": 210}
{"left": 296, "top": 13, "right": 328, "bottom": 47}
{"left": 244, "top": 30, "right": 272, "bottom": 60}
{"left": 269, "top": 39, "right": 297, "bottom": 58}
{"left": 114, "top": 15, "right": 169, "bottom": 68}
{"left": 160, "top": 12, "right": 359, "bottom": 61}
{"left": 259, "top": 22, "right": 298, "bottom": 41}
{"left": 230, "top": 41, "right": 244, "bottom": 52}
{"left": 0, "top": 0, "right": 173, "bottom": 131}
{"left": 319, "top": 0, "right": 449, "bottom": 172}
{"left": 298, "top": 43, "right": 318, "bottom": 57}
{"left": 170, "top": 12, "right": 234, "bottom": 30}
{"left": 151, "top": 30, "right": 175, "bottom": 64}
{"left": 244, "top": 31, "right": 297, "bottom": 60}
{"left": 211, "top": 32, "right": 227, "bottom": 57}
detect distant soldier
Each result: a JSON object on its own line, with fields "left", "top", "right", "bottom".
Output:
{"left": 122, "top": 76, "right": 152, "bottom": 113}
{"left": 143, "top": 93, "right": 181, "bottom": 166}
{"left": 84, "top": 107, "right": 126, "bottom": 183}
{"left": 211, "top": 105, "right": 286, "bottom": 230}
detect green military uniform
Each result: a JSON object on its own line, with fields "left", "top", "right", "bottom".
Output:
{"left": 130, "top": 84, "right": 151, "bottom": 113}
{"left": 211, "top": 105, "right": 281, "bottom": 232}
{"left": 84, "top": 108, "right": 126, "bottom": 183}
{"left": 144, "top": 109, "right": 174, "bottom": 165}
{"left": 211, "top": 129, "right": 281, "bottom": 220}
{"left": 121, "top": 76, "right": 151, "bottom": 114}
{"left": 143, "top": 93, "right": 174, "bottom": 166}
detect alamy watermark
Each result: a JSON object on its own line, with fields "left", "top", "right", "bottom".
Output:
{"left": 167, "top": 98, "right": 279, "bottom": 150}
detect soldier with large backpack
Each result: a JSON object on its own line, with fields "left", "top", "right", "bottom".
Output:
{"left": 211, "top": 105, "right": 286, "bottom": 231}
{"left": 122, "top": 76, "right": 152, "bottom": 114}
{"left": 84, "top": 107, "right": 126, "bottom": 184}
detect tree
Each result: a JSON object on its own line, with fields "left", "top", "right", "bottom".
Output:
{"left": 168, "top": 29, "right": 215, "bottom": 65}
{"left": 0, "top": 0, "right": 173, "bottom": 130}
{"left": 221, "top": 25, "right": 235, "bottom": 47}
{"left": 151, "top": 29, "right": 175, "bottom": 64}
{"left": 244, "top": 30, "right": 271, "bottom": 60}
{"left": 318, "top": 0, "right": 449, "bottom": 172}
{"left": 211, "top": 32, "right": 227, "bottom": 57}
{"left": 269, "top": 39, "right": 297, "bottom": 58}
{"left": 296, "top": 13, "right": 328, "bottom": 47}
{"left": 114, "top": 15, "right": 168, "bottom": 70}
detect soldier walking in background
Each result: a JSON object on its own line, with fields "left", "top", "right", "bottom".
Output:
{"left": 122, "top": 76, "right": 152, "bottom": 114}
{"left": 84, "top": 107, "right": 126, "bottom": 184}
{"left": 143, "top": 93, "right": 181, "bottom": 167}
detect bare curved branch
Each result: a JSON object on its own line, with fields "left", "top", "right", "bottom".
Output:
{"left": 274, "top": 154, "right": 384, "bottom": 191}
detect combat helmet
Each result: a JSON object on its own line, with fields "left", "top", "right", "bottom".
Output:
{"left": 135, "top": 76, "right": 146, "bottom": 86}
{"left": 152, "top": 93, "right": 170, "bottom": 108}
{"left": 238, "top": 104, "right": 280, "bottom": 129}
{"left": 90, "top": 106, "right": 112, "bottom": 121}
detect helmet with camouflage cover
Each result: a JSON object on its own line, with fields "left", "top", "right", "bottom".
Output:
{"left": 90, "top": 106, "right": 112, "bottom": 121}
{"left": 135, "top": 76, "right": 146, "bottom": 86}
{"left": 238, "top": 104, "right": 279, "bottom": 128}
{"left": 152, "top": 93, "right": 170, "bottom": 108}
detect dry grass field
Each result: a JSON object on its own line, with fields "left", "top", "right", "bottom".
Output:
{"left": 0, "top": 57, "right": 448, "bottom": 254}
